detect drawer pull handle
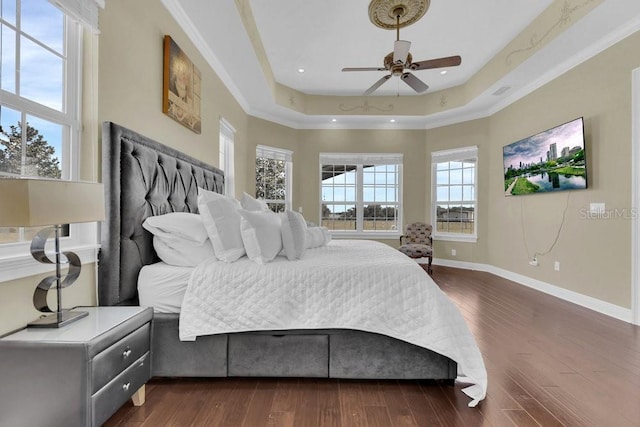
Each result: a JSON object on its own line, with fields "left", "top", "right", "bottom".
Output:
{"left": 123, "top": 348, "right": 132, "bottom": 358}
{"left": 123, "top": 382, "right": 131, "bottom": 391}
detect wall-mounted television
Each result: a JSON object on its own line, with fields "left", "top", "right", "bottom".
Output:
{"left": 503, "top": 117, "right": 587, "bottom": 196}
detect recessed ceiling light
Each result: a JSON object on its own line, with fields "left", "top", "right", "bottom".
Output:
{"left": 440, "top": 70, "right": 448, "bottom": 75}
{"left": 297, "top": 68, "right": 305, "bottom": 73}
{"left": 331, "top": 118, "right": 337, "bottom": 122}
{"left": 390, "top": 119, "right": 396, "bottom": 123}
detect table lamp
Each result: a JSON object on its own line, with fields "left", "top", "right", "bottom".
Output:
{"left": 0, "top": 178, "right": 105, "bottom": 327}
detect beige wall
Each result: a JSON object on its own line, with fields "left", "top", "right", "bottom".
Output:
{"left": 0, "top": 265, "right": 97, "bottom": 334}
{"left": 1, "top": 2, "right": 638, "bottom": 334}
{"left": 425, "top": 119, "right": 491, "bottom": 264}
{"left": 0, "top": 0, "right": 251, "bottom": 334}
{"left": 484, "top": 30, "right": 640, "bottom": 308}
{"left": 98, "top": 0, "right": 248, "bottom": 187}
{"left": 418, "top": 31, "right": 639, "bottom": 308}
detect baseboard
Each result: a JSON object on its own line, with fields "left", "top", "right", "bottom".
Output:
{"left": 432, "top": 258, "right": 481, "bottom": 271}
{"left": 433, "top": 258, "right": 633, "bottom": 324}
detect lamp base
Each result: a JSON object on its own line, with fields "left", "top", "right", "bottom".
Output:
{"left": 27, "top": 310, "right": 89, "bottom": 328}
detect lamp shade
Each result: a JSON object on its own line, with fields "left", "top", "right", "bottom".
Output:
{"left": 0, "top": 178, "right": 105, "bottom": 227}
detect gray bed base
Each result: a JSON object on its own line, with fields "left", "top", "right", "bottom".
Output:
{"left": 99, "top": 121, "right": 456, "bottom": 382}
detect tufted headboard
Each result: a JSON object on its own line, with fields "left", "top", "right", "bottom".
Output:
{"left": 99, "top": 122, "right": 224, "bottom": 306}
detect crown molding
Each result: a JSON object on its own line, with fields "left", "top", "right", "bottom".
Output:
{"left": 162, "top": 0, "right": 640, "bottom": 131}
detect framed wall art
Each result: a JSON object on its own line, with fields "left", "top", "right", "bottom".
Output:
{"left": 162, "top": 35, "right": 202, "bottom": 133}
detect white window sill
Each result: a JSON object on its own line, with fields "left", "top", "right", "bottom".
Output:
{"left": 0, "top": 244, "right": 100, "bottom": 283}
{"left": 434, "top": 234, "right": 477, "bottom": 243}
{"left": 330, "top": 232, "right": 402, "bottom": 240}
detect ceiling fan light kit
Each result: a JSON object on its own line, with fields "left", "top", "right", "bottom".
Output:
{"left": 343, "top": 0, "right": 461, "bottom": 96}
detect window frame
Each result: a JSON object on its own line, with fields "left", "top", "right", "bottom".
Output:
{"left": 0, "top": 1, "right": 93, "bottom": 280}
{"left": 255, "top": 145, "right": 292, "bottom": 212}
{"left": 1, "top": 1, "right": 82, "bottom": 180}
{"left": 219, "top": 117, "right": 235, "bottom": 197}
{"left": 319, "top": 153, "right": 403, "bottom": 239}
{"left": 431, "top": 146, "right": 478, "bottom": 243}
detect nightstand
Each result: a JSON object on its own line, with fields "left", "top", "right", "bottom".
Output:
{"left": 0, "top": 306, "right": 153, "bottom": 427}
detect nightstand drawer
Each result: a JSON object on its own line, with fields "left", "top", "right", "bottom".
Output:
{"left": 92, "top": 351, "right": 150, "bottom": 427}
{"left": 92, "top": 323, "right": 150, "bottom": 393}
{"left": 0, "top": 307, "right": 152, "bottom": 427}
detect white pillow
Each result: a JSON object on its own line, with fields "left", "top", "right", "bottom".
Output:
{"left": 240, "top": 192, "right": 269, "bottom": 211}
{"left": 197, "top": 187, "right": 245, "bottom": 262}
{"left": 281, "top": 210, "right": 307, "bottom": 260}
{"left": 306, "top": 227, "right": 324, "bottom": 248}
{"left": 142, "top": 212, "right": 208, "bottom": 243}
{"left": 322, "top": 227, "right": 332, "bottom": 244}
{"left": 306, "top": 226, "right": 331, "bottom": 249}
{"left": 239, "top": 209, "right": 282, "bottom": 264}
{"left": 153, "top": 235, "right": 215, "bottom": 267}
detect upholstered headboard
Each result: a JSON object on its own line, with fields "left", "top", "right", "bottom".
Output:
{"left": 99, "top": 122, "right": 224, "bottom": 306}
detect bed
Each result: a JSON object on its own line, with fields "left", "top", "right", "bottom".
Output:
{"left": 98, "top": 121, "right": 486, "bottom": 406}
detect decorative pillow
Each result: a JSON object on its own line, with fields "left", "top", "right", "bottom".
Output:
{"left": 306, "top": 227, "right": 325, "bottom": 248}
{"left": 142, "top": 212, "right": 208, "bottom": 243}
{"left": 306, "top": 226, "right": 331, "bottom": 249}
{"left": 240, "top": 192, "right": 270, "bottom": 211}
{"left": 322, "top": 227, "right": 332, "bottom": 244}
{"left": 152, "top": 235, "right": 215, "bottom": 267}
{"left": 281, "top": 210, "right": 307, "bottom": 260}
{"left": 239, "top": 209, "right": 282, "bottom": 264}
{"left": 197, "top": 187, "right": 245, "bottom": 262}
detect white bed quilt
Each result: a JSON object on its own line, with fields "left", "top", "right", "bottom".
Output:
{"left": 179, "top": 239, "right": 487, "bottom": 406}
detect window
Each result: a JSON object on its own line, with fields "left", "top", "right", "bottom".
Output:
{"left": 255, "top": 145, "right": 292, "bottom": 213}
{"left": 218, "top": 118, "right": 235, "bottom": 197}
{"left": 431, "top": 146, "right": 478, "bottom": 242}
{"left": 0, "top": 0, "right": 87, "bottom": 278}
{"left": 320, "top": 153, "right": 402, "bottom": 237}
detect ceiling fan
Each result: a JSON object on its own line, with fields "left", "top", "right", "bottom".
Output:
{"left": 342, "top": 8, "right": 461, "bottom": 96}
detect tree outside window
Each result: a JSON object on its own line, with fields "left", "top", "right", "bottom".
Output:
{"left": 255, "top": 145, "right": 292, "bottom": 213}
{"left": 0, "top": 0, "right": 81, "bottom": 246}
{"left": 0, "top": 122, "right": 61, "bottom": 178}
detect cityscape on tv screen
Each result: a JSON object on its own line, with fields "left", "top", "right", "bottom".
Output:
{"left": 503, "top": 118, "right": 587, "bottom": 196}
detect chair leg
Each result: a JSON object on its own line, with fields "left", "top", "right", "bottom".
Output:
{"left": 428, "top": 255, "right": 433, "bottom": 275}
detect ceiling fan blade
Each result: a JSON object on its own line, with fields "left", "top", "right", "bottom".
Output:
{"left": 393, "top": 40, "right": 411, "bottom": 65}
{"left": 401, "top": 72, "right": 429, "bottom": 93}
{"left": 363, "top": 75, "right": 392, "bottom": 96}
{"left": 342, "top": 67, "right": 387, "bottom": 72}
{"left": 410, "top": 55, "right": 462, "bottom": 71}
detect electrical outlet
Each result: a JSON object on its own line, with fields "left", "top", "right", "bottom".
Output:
{"left": 529, "top": 257, "right": 538, "bottom": 267}
{"left": 590, "top": 203, "right": 605, "bottom": 214}
{"left": 451, "top": 249, "right": 457, "bottom": 256}
{"left": 298, "top": 206, "right": 303, "bottom": 213}
{"left": 554, "top": 261, "right": 560, "bottom": 271}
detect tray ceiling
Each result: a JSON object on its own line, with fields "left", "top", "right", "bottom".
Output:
{"left": 162, "top": 0, "right": 640, "bottom": 129}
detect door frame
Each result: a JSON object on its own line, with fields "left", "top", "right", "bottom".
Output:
{"left": 632, "top": 67, "right": 640, "bottom": 325}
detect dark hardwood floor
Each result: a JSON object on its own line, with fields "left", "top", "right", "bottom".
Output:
{"left": 105, "top": 266, "right": 640, "bottom": 426}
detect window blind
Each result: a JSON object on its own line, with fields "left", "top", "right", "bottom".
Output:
{"left": 319, "top": 153, "right": 403, "bottom": 165}
{"left": 431, "top": 146, "right": 478, "bottom": 163}
{"left": 48, "top": 0, "right": 104, "bottom": 32}
{"left": 256, "top": 145, "right": 292, "bottom": 162}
